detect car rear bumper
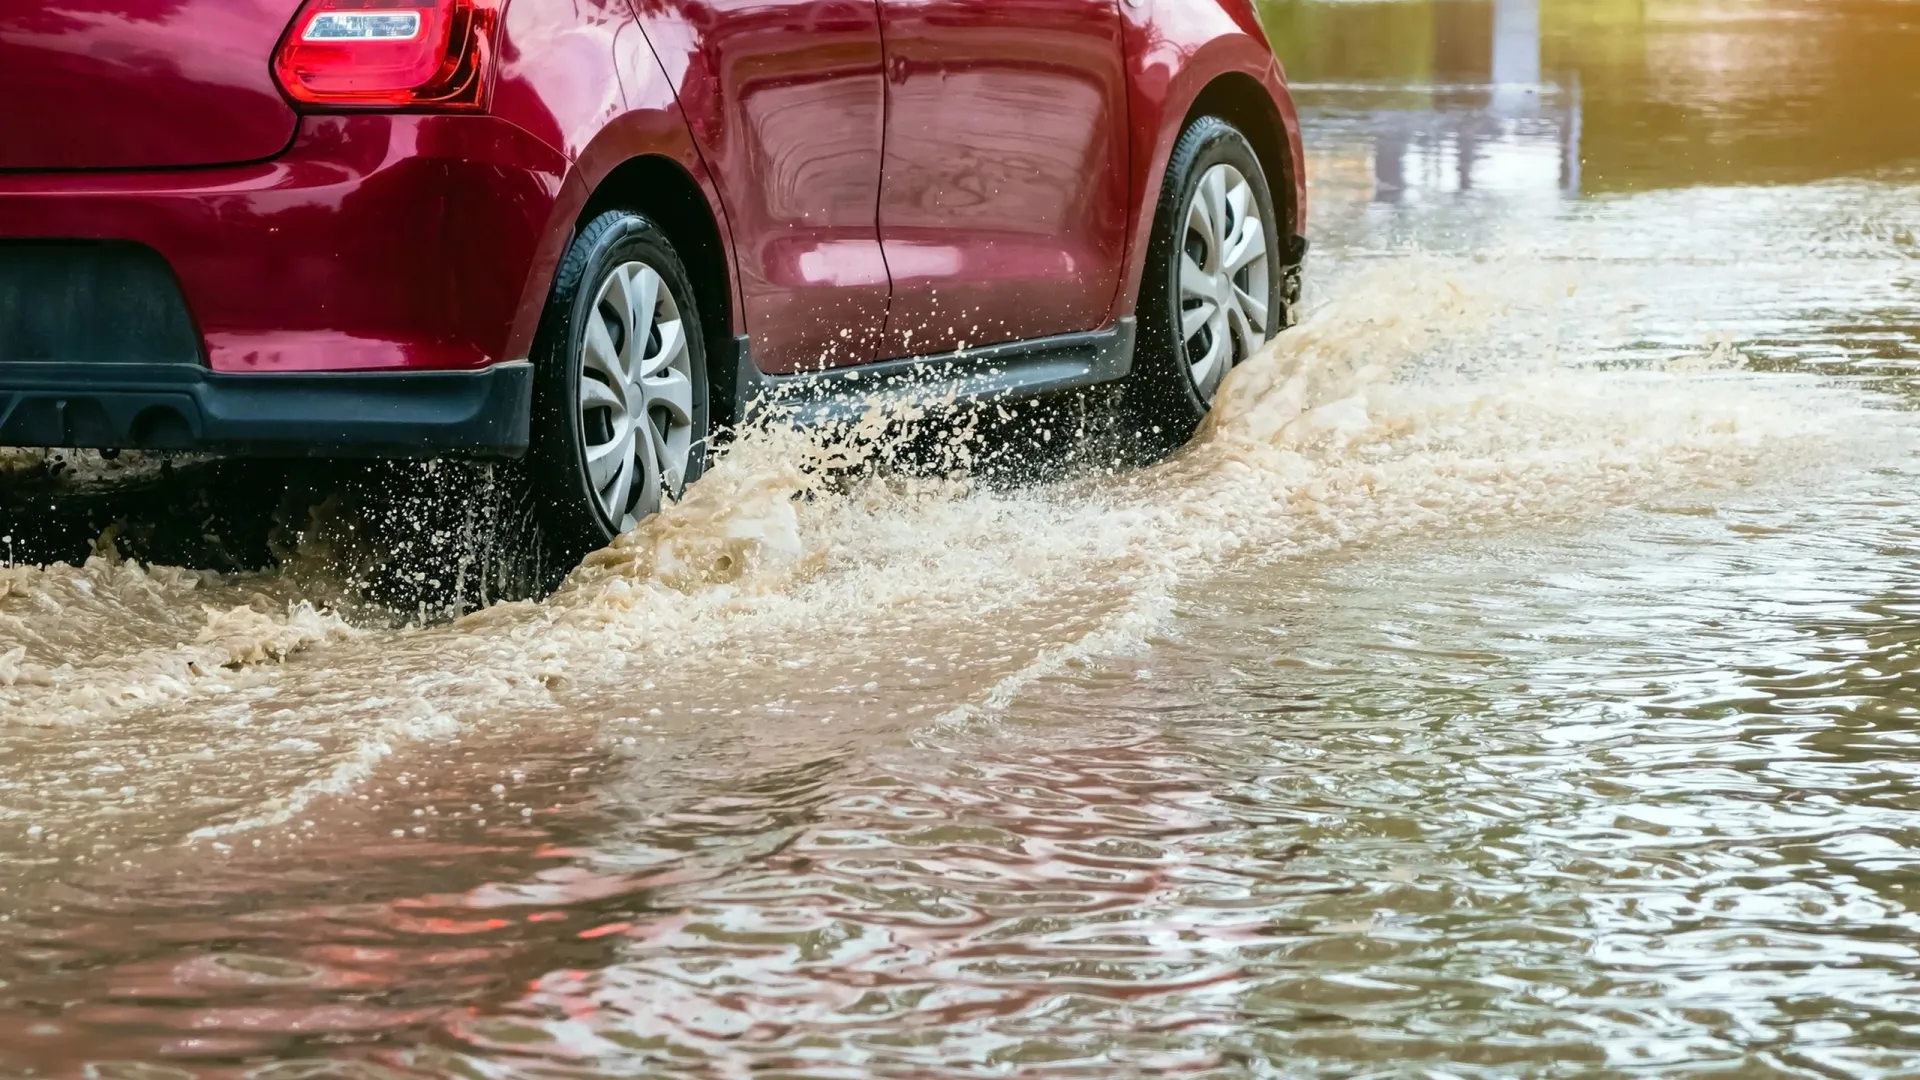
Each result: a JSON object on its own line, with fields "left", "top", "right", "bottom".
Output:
{"left": 0, "top": 361, "right": 532, "bottom": 457}
{"left": 0, "top": 114, "right": 569, "bottom": 377}
{"left": 0, "top": 113, "right": 566, "bottom": 456}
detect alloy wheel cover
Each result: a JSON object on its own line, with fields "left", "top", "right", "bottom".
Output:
{"left": 1177, "top": 162, "right": 1271, "bottom": 402}
{"left": 577, "top": 260, "right": 696, "bottom": 531}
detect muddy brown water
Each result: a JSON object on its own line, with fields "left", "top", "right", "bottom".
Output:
{"left": 5, "top": 2, "right": 1920, "bottom": 1076}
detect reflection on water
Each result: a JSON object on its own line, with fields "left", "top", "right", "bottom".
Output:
{"left": 1343, "top": 84, "right": 1581, "bottom": 204}
{"left": 5, "top": 1, "right": 1920, "bottom": 1076}
{"left": 1266, "top": 0, "right": 1581, "bottom": 207}
{"left": 1266, "top": 0, "right": 1920, "bottom": 199}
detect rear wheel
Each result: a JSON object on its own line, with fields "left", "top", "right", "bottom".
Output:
{"left": 1123, "top": 115, "right": 1281, "bottom": 454}
{"left": 529, "top": 210, "right": 710, "bottom": 566}
{"left": 339, "top": 211, "right": 710, "bottom": 618}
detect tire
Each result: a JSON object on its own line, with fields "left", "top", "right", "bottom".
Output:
{"left": 1123, "top": 115, "right": 1283, "bottom": 456}
{"left": 527, "top": 209, "right": 711, "bottom": 567}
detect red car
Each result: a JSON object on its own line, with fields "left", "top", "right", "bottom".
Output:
{"left": 0, "top": 0, "right": 1304, "bottom": 564}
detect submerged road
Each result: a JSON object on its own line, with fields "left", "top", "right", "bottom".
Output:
{"left": 4, "top": 3, "right": 1920, "bottom": 1075}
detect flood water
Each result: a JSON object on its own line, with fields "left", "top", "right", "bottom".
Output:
{"left": 6, "top": 1, "right": 1920, "bottom": 1075}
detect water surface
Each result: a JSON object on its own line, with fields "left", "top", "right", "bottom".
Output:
{"left": 4, "top": 2, "right": 1920, "bottom": 1076}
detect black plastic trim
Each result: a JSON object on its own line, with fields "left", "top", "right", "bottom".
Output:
{"left": 0, "top": 241, "right": 203, "bottom": 366}
{"left": 0, "top": 361, "right": 532, "bottom": 458}
{"left": 734, "top": 317, "right": 1136, "bottom": 426}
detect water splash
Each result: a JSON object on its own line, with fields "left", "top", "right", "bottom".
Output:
{"left": 0, "top": 252, "right": 1904, "bottom": 863}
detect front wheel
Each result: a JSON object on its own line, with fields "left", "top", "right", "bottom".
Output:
{"left": 528, "top": 210, "right": 711, "bottom": 566}
{"left": 1123, "top": 115, "right": 1283, "bottom": 455}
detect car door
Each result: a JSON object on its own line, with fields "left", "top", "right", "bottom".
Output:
{"left": 628, "top": 0, "right": 892, "bottom": 374}
{"left": 873, "top": 0, "right": 1131, "bottom": 359}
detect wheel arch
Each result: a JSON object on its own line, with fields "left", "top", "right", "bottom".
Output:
{"left": 505, "top": 94, "right": 746, "bottom": 435}
{"left": 578, "top": 154, "right": 742, "bottom": 431}
{"left": 1114, "top": 11, "right": 1305, "bottom": 321}
{"left": 1181, "top": 72, "right": 1299, "bottom": 252}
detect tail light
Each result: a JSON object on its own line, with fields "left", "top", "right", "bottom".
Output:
{"left": 273, "top": 0, "right": 504, "bottom": 111}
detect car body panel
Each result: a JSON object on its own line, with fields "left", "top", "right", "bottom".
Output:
{"left": 492, "top": 7, "right": 744, "bottom": 371}
{"left": 493, "top": 0, "right": 638, "bottom": 162}
{"left": 872, "top": 0, "right": 1131, "bottom": 358}
{"left": 0, "top": 0, "right": 303, "bottom": 171}
{"left": 625, "top": 0, "right": 893, "bottom": 374}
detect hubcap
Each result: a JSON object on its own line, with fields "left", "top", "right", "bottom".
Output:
{"left": 1178, "top": 162, "right": 1271, "bottom": 402}
{"left": 578, "top": 261, "right": 696, "bottom": 531}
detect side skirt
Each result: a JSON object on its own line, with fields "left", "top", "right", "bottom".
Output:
{"left": 732, "top": 317, "right": 1136, "bottom": 427}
